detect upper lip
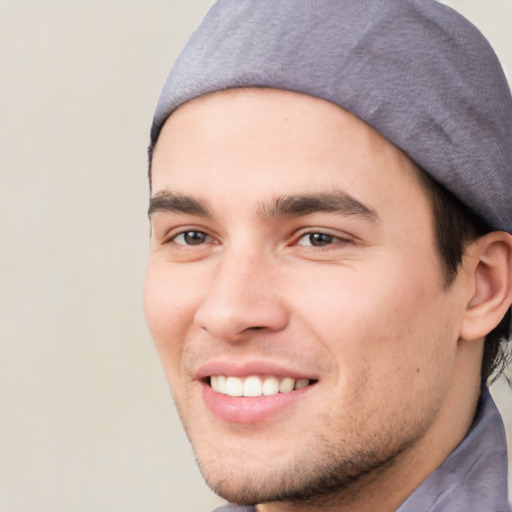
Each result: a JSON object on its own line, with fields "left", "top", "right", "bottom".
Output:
{"left": 195, "top": 360, "right": 318, "bottom": 381}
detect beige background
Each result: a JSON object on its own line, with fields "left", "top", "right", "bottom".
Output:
{"left": 0, "top": 1, "right": 510, "bottom": 511}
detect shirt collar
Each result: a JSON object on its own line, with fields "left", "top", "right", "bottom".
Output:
{"left": 397, "top": 387, "right": 510, "bottom": 511}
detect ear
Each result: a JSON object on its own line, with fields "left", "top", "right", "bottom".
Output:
{"left": 459, "top": 232, "right": 512, "bottom": 342}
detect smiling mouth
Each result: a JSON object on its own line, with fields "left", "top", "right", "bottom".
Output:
{"left": 208, "top": 375, "right": 315, "bottom": 397}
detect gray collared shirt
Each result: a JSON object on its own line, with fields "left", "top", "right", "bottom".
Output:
{"left": 213, "top": 388, "right": 510, "bottom": 511}
{"left": 397, "top": 388, "right": 509, "bottom": 511}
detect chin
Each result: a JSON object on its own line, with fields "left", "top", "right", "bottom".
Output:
{"left": 193, "top": 432, "right": 407, "bottom": 508}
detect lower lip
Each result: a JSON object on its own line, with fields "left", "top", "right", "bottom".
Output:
{"left": 201, "top": 382, "right": 313, "bottom": 424}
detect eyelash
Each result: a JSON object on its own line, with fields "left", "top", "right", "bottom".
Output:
{"left": 296, "top": 231, "right": 350, "bottom": 248}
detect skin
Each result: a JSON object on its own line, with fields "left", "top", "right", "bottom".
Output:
{"left": 144, "top": 88, "right": 489, "bottom": 511}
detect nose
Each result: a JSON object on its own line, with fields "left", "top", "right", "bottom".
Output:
{"left": 193, "top": 249, "right": 289, "bottom": 342}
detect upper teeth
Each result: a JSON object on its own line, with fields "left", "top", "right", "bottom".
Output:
{"left": 210, "top": 375, "right": 310, "bottom": 397}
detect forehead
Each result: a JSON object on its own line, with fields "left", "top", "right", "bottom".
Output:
{"left": 151, "top": 88, "right": 430, "bottom": 219}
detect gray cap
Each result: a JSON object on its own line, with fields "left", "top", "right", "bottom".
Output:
{"left": 151, "top": 0, "right": 512, "bottom": 233}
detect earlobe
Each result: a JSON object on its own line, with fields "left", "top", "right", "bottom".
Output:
{"left": 459, "top": 232, "right": 512, "bottom": 341}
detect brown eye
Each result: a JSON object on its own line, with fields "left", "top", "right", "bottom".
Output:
{"left": 298, "top": 232, "right": 336, "bottom": 247}
{"left": 173, "top": 231, "right": 211, "bottom": 245}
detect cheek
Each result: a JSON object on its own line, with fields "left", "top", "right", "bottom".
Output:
{"left": 289, "top": 261, "right": 453, "bottom": 383}
{"left": 296, "top": 272, "right": 455, "bottom": 437}
{"left": 143, "top": 263, "right": 202, "bottom": 372}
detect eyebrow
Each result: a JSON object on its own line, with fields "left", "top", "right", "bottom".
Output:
{"left": 148, "top": 190, "right": 379, "bottom": 222}
{"left": 259, "top": 192, "right": 379, "bottom": 221}
{"left": 148, "top": 191, "right": 211, "bottom": 217}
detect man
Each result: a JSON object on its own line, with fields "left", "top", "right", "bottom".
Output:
{"left": 143, "top": 1, "right": 512, "bottom": 510}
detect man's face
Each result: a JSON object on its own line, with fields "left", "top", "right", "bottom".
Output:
{"left": 144, "top": 89, "right": 467, "bottom": 506}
